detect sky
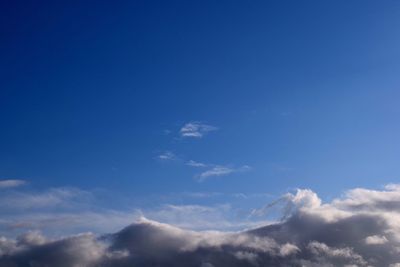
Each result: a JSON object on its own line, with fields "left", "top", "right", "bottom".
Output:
{"left": 1, "top": 0, "right": 400, "bottom": 240}
{"left": 3, "top": 1, "right": 400, "bottom": 266}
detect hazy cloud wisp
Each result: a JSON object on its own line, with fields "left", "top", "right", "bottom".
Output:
{"left": 0, "top": 180, "right": 27, "bottom": 189}
{"left": 196, "top": 165, "right": 251, "bottom": 182}
{"left": 180, "top": 122, "right": 218, "bottom": 138}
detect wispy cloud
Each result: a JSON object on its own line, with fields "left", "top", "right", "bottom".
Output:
{"left": 0, "top": 187, "right": 135, "bottom": 237}
{"left": 180, "top": 121, "right": 218, "bottom": 138}
{"left": 0, "top": 179, "right": 27, "bottom": 189}
{"left": 0, "top": 185, "right": 269, "bottom": 237}
{"left": 140, "top": 204, "right": 230, "bottom": 230}
{"left": 2, "top": 210, "right": 137, "bottom": 237}
{"left": 157, "top": 151, "right": 177, "bottom": 161}
{"left": 186, "top": 160, "right": 207, "bottom": 167}
{"left": 185, "top": 159, "right": 252, "bottom": 182}
{"left": 196, "top": 165, "right": 251, "bottom": 182}
{"left": 0, "top": 187, "right": 91, "bottom": 210}
{"left": 198, "top": 166, "right": 235, "bottom": 180}
{"left": 137, "top": 204, "right": 267, "bottom": 231}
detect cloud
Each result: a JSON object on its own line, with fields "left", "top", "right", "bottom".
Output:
{"left": 138, "top": 204, "right": 266, "bottom": 231}
{"left": 3, "top": 184, "right": 400, "bottom": 266}
{"left": 0, "top": 187, "right": 137, "bottom": 237}
{"left": 0, "top": 187, "right": 91, "bottom": 210}
{"left": 365, "top": 235, "right": 388, "bottom": 245}
{"left": 186, "top": 160, "right": 208, "bottom": 167}
{"left": 180, "top": 122, "right": 218, "bottom": 138}
{"left": 0, "top": 186, "right": 269, "bottom": 237}
{"left": 2, "top": 210, "right": 138, "bottom": 237}
{"left": 196, "top": 165, "right": 251, "bottom": 182}
{"left": 157, "top": 151, "right": 177, "bottom": 161}
{"left": 0, "top": 180, "right": 27, "bottom": 189}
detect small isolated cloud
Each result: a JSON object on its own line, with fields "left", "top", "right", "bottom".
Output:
{"left": 197, "top": 165, "right": 251, "bottom": 182}
{"left": 0, "top": 179, "right": 27, "bottom": 189}
{"left": 157, "top": 151, "right": 176, "bottom": 161}
{"left": 186, "top": 160, "right": 207, "bottom": 167}
{"left": 180, "top": 121, "right": 218, "bottom": 138}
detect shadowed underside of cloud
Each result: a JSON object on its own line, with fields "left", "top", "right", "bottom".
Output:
{"left": 2, "top": 185, "right": 400, "bottom": 266}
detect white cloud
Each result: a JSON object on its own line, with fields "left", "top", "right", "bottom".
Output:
{"left": 307, "top": 241, "right": 367, "bottom": 266}
{"left": 196, "top": 165, "right": 251, "bottom": 182}
{"left": 186, "top": 160, "right": 207, "bottom": 167}
{"left": 157, "top": 151, "right": 176, "bottom": 161}
{"left": 279, "top": 243, "right": 300, "bottom": 256}
{"left": 198, "top": 166, "right": 234, "bottom": 180}
{"left": 0, "top": 179, "right": 27, "bottom": 189}
{"left": 365, "top": 235, "right": 388, "bottom": 245}
{"left": 180, "top": 121, "right": 218, "bottom": 138}
{"left": 233, "top": 251, "right": 259, "bottom": 265}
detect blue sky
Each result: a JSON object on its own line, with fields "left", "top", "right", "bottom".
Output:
{"left": 1, "top": 0, "right": 400, "bottom": 236}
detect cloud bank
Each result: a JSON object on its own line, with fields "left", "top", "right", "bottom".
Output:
{"left": 2, "top": 185, "right": 400, "bottom": 266}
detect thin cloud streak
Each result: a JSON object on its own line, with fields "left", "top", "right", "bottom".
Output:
{"left": 186, "top": 160, "right": 207, "bottom": 167}
{"left": 196, "top": 165, "right": 252, "bottom": 182}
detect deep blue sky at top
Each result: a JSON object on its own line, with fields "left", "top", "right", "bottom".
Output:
{"left": 1, "top": 0, "right": 400, "bottom": 200}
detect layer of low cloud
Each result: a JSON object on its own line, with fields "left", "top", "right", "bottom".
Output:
{"left": 180, "top": 122, "right": 218, "bottom": 138}
{"left": 3, "top": 185, "right": 400, "bottom": 266}
{"left": 0, "top": 180, "right": 27, "bottom": 189}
